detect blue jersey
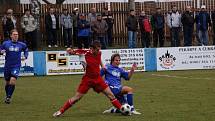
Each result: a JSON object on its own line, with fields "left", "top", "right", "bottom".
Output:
{"left": 0, "top": 40, "right": 28, "bottom": 68}
{"left": 100, "top": 64, "right": 129, "bottom": 88}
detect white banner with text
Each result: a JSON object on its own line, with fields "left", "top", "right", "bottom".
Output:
{"left": 46, "top": 48, "right": 145, "bottom": 75}
{"left": 157, "top": 46, "right": 215, "bottom": 71}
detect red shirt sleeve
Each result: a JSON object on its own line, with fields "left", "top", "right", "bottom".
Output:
{"left": 74, "top": 49, "right": 89, "bottom": 55}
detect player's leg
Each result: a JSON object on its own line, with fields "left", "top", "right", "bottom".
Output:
{"left": 4, "top": 68, "right": 18, "bottom": 104}
{"left": 102, "top": 87, "right": 122, "bottom": 110}
{"left": 121, "top": 86, "right": 141, "bottom": 115}
{"left": 53, "top": 78, "right": 90, "bottom": 117}
{"left": 53, "top": 92, "right": 85, "bottom": 117}
{"left": 92, "top": 77, "right": 122, "bottom": 110}
{"left": 103, "top": 86, "right": 124, "bottom": 113}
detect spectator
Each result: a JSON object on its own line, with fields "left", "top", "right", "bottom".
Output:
{"left": 181, "top": 5, "right": 195, "bottom": 46}
{"left": 21, "top": 9, "right": 37, "bottom": 50}
{"left": 151, "top": 8, "right": 165, "bottom": 47}
{"left": 88, "top": 7, "right": 98, "bottom": 42}
{"left": 45, "top": 7, "right": 59, "bottom": 48}
{"left": 139, "top": 11, "right": 151, "bottom": 48}
{"left": 60, "top": 8, "right": 73, "bottom": 47}
{"left": 2, "top": 9, "right": 16, "bottom": 40}
{"left": 92, "top": 14, "right": 108, "bottom": 49}
{"left": 167, "top": 6, "right": 182, "bottom": 47}
{"left": 195, "top": 8, "right": 201, "bottom": 44}
{"left": 88, "top": 7, "right": 97, "bottom": 24}
{"left": 126, "top": 10, "right": 138, "bottom": 48}
{"left": 102, "top": 8, "right": 114, "bottom": 47}
{"left": 72, "top": 8, "right": 79, "bottom": 47}
{"left": 196, "top": 5, "right": 211, "bottom": 46}
{"left": 212, "top": 9, "right": 215, "bottom": 45}
{"left": 77, "top": 14, "right": 90, "bottom": 49}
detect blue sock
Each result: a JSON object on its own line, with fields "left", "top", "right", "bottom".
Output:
{"left": 127, "top": 94, "right": 133, "bottom": 109}
{"left": 8, "top": 85, "right": 15, "bottom": 98}
{"left": 5, "top": 85, "right": 9, "bottom": 97}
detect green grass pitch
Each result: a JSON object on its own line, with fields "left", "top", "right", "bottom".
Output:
{"left": 0, "top": 70, "right": 215, "bottom": 121}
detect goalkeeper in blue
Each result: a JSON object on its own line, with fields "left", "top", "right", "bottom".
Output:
{"left": 100, "top": 53, "right": 141, "bottom": 115}
{"left": 0, "top": 29, "right": 28, "bottom": 104}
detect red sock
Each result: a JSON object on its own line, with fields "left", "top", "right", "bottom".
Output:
{"left": 60, "top": 99, "right": 74, "bottom": 113}
{"left": 111, "top": 99, "right": 122, "bottom": 109}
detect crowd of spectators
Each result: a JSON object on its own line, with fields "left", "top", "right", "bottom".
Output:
{"left": 1, "top": 5, "right": 215, "bottom": 50}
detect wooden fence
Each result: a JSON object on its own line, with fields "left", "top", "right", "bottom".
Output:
{"left": 0, "top": 1, "right": 215, "bottom": 48}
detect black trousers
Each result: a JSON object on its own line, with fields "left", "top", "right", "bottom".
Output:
{"left": 25, "top": 29, "right": 37, "bottom": 50}
{"left": 153, "top": 28, "right": 164, "bottom": 47}
{"left": 47, "top": 29, "right": 57, "bottom": 46}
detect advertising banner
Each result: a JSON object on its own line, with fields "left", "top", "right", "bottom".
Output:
{"left": 0, "top": 52, "right": 34, "bottom": 77}
{"left": 102, "top": 48, "right": 145, "bottom": 71}
{"left": 46, "top": 48, "right": 145, "bottom": 75}
{"left": 157, "top": 46, "right": 215, "bottom": 71}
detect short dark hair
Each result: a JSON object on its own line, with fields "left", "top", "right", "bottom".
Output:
{"left": 110, "top": 53, "right": 120, "bottom": 64}
{"left": 90, "top": 40, "right": 101, "bottom": 49}
{"left": 130, "top": 9, "right": 134, "bottom": 12}
{"left": 10, "top": 29, "right": 18, "bottom": 35}
{"left": 24, "top": 9, "right": 30, "bottom": 12}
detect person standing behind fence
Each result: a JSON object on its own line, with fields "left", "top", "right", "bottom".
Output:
{"left": 102, "top": 8, "right": 114, "bottom": 47}
{"left": 126, "top": 10, "right": 138, "bottom": 48}
{"left": 195, "top": 9, "right": 201, "bottom": 44}
{"left": 212, "top": 9, "right": 215, "bottom": 45}
{"left": 21, "top": 9, "right": 37, "bottom": 50}
{"left": 167, "top": 6, "right": 182, "bottom": 47}
{"left": 196, "top": 5, "right": 211, "bottom": 46}
{"left": 72, "top": 8, "right": 79, "bottom": 47}
{"left": 45, "top": 7, "right": 59, "bottom": 48}
{"left": 77, "top": 14, "right": 90, "bottom": 49}
{"left": 138, "top": 11, "right": 151, "bottom": 48}
{"left": 181, "top": 5, "right": 195, "bottom": 46}
{"left": 92, "top": 14, "right": 108, "bottom": 49}
{"left": 2, "top": 9, "right": 17, "bottom": 40}
{"left": 60, "top": 8, "right": 73, "bottom": 48}
{"left": 88, "top": 7, "right": 98, "bottom": 42}
{"left": 151, "top": 8, "right": 165, "bottom": 47}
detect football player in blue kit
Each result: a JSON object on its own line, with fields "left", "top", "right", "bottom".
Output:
{"left": 0, "top": 29, "right": 28, "bottom": 104}
{"left": 101, "top": 53, "right": 141, "bottom": 115}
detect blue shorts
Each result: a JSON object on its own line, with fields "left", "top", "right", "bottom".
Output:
{"left": 4, "top": 68, "right": 20, "bottom": 81}
{"left": 109, "top": 85, "right": 126, "bottom": 103}
{"left": 109, "top": 85, "right": 122, "bottom": 95}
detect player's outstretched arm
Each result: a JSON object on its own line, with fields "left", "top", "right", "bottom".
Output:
{"left": 128, "top": 63, "right": 137, "bottom": 79}
{"left": 23, "top": 46, "right": 29, "bottom": 60}
{"left": 66, "top": 48, "right": 89, "bottom": 55}
{"left": 0, "top": 42, "right": 6, "bottom": 54}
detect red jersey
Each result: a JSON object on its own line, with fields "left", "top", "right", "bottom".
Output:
{"left": 74, "top": 49, "right": 101, "bottom": 78}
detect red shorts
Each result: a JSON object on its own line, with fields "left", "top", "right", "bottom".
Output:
{"left": 77, "top": 75, "right": 108, "bottom": 94}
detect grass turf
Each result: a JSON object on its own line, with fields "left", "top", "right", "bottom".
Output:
{"left": 0, "top": 70, "right": 215, "bottom": 121}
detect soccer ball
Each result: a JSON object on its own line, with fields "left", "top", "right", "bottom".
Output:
{"left": 120, "top": 104, "right": 132, "bottom": 116}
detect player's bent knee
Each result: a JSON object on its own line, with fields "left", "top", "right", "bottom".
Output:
{"left": 106, "top": 91, "right": 115, "bottom": 100}
{"left": 128, "top": 87, "right": 134, "bottom": 93}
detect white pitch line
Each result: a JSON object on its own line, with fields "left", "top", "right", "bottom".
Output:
{"left": 151, "top": 74, "right": 215, "bottom": 80}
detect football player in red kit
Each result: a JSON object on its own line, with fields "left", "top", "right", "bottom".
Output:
{"left": 53, "top": 40, "right": 122, "bottom": 117}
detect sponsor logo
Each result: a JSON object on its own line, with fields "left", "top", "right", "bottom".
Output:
{"left": 47, "top": 54, "right": 57, "bottom": 61}
{"left": 159, "top": 51, "right": 176, "bottom": 69}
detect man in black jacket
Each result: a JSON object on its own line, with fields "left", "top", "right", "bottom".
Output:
{"left": 181, "top": 5, "right": 194, "bottom": 46}
{"left": 126, "top": 10, "right": 138, "bottom": 48}
{"left": 212, "top": 9, "right": 215, "bottom": 45}
{"left": 151, "top": 8, "right": 165, "bottom": 47}
{"left": 45, "top": 7, "right": 59, "bottom": 48}
{"left": 102, "top": 8, "right": 114, "bottom": 47}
